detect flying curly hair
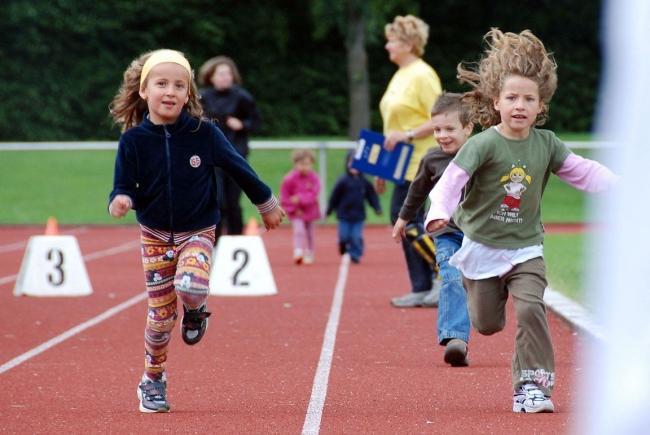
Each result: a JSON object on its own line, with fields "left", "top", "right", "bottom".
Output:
{"left": 457, "top": 28, "right": 558, "bottom": 129}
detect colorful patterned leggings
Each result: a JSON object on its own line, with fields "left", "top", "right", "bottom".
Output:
{"left": 140, "top": 227, "right": 215, "bottom": 380}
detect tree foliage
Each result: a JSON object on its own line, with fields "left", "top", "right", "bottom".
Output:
{"left": 0, "top": 0, "right": 601, "bottom": 140}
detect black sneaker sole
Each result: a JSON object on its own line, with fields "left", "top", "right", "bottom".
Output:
{"left": 181, "top": 305, "right": 211, "bottom": 345}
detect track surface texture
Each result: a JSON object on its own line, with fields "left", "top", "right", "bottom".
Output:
{"left": 0, "top": 224, "right": 586, "bottom": 434}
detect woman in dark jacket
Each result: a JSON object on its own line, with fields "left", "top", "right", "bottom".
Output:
{"left": 199, "top": 56, "right": 261, "bottom": 235}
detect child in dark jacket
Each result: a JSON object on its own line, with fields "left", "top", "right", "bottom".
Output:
{"left": 108, "top": 49, "right": 284, "bottom": 413}
{"left": 327, "top": 151, "right": 382, "bottom": 263}
{"left": 392, "top": 93, "right": 473, "bottom": 367}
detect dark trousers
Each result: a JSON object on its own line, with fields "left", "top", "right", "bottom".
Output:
{"left": 390, "top": 182, "right": 435, "bottom": 293}
{"left": 215, "top": 168, "right": 244, "bottom": 235}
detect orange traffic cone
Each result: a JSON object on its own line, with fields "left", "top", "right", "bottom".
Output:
{"left": 243, "top": 217, "right": 260, "bottom": 236}
{"left": 44, "top": 216, "right": 59, "bottom": 235}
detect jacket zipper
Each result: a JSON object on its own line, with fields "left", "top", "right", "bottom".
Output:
{"left": 163, "top": 126, "right": 174, "bottom": 244}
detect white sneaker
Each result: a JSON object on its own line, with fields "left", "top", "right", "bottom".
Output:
{"left": 422, "top": 279, "right": 441, "bottom": 307}
{"left": 390, "top": 291, "right": 428, "bottom": 308}
{"left": 303, "top": 252, "right": 314, "bottom": 264}
{"left": 512, "top": 383, "right": 554, "bottom": 413}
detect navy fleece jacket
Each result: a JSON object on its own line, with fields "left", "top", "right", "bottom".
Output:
{"left": 109, "top": 111, "right": 272, "bottom": 232}
{"left": 326, "top": 154, "right": 381, "bottom": 222}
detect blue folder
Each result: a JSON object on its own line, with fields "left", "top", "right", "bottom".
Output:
{"left": 350, "top": 129, "right": 414, "bottom": 184}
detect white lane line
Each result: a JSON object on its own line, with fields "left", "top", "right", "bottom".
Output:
{"left": 302, "top": 253, "right": 350, "bottom": 435}
{"left": 83, "top": 240, "right": 140, "bottom": 261}
{"left": 0, "top": 240, "right": 140, "bottom": 286}
{"left": 0, "top": 241, "right": 28, "bottom": 254}
{"left": 0, "top": 291, "right": 146, "bottom": 374}
{"left": 0, "top": 274, "right": 17, "bottom": 286}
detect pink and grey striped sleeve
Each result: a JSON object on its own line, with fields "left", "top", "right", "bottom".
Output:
{"left": 256, "top": 195, "right": 280, "bottom": 215}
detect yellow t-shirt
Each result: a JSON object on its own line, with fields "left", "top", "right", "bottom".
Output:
{"left": 379, "top": 58, "right": 442, "bottom": 181}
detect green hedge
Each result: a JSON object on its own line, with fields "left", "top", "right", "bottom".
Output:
{"left": 0, "top": 0, "right": 601, "bottom": 141}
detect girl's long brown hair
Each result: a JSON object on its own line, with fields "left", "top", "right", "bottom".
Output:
{"left": 109, "top": 50, "right": 203, "bottom": 132}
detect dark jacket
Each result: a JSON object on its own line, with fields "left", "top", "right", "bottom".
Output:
{"left": 399, "top": 147, "right": 461, "bottom": 233}
{"left": 199, "top": 85, "right": 261, "bottom": 157}
{"left": 327, "top": 155, "right": 381, "bottom": 222}
{"left": 109, "top": 110, "right": 272, "bottom": 232}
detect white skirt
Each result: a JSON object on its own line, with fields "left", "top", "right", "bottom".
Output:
{"left": 449, "top": 236, "right": 544, "bottom": 280}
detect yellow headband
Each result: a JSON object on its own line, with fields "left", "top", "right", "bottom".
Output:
{"left": 140, "top": 49, "right": 192, "bottom": 88}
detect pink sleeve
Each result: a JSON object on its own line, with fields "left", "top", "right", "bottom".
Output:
{"left": 424, "top": 162, "right": 470, "bottom": 228}
{"left": 555, "top": 153, "right": 618, "bottom": 193}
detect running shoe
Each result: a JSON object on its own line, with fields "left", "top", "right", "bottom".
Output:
{"left": 181, "top": 303, "right": 211, "bottom": 345}
{"left": 513, "top": 382, "right": 555, "bottom": 413}
{"left": 443, "top": 339, "right": 469, "bottom": 367}
{"left": 137, "top": 376, "right": 170, "bottom": 413}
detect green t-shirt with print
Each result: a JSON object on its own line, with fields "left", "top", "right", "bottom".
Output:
{"left": 452, "top": 127, "right": 571, "bottom": 249}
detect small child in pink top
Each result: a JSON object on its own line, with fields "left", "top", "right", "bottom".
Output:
{"left": 280, "top": 149, "right": 321, "bottom": 264}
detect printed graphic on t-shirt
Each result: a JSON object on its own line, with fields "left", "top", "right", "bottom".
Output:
{"left": 489, "top": 163, "right": 532, "bottom": 225}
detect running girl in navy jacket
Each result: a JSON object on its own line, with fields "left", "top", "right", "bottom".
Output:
{"left": 108, "top": 49, "right": 284, "bottom": 413}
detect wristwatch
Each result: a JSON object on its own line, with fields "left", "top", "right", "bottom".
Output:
{"left": 406, "top": 129, "right": 415, "bottom": 142}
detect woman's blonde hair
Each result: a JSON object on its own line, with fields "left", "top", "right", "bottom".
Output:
{"left": 109, "top": 50, "right": 203, "bottom": 132}
{"left": 384, "top": 15, "right": 429, "bottom": 58}
{"left": 457, "top": 28, "right": 558, "bottom": 129}
{"left": 198, "top": 56, "right": 242, "bottom": 88}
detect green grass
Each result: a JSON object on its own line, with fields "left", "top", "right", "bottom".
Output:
{"left": 0, "top": 148, "right": 389, "bottom": 225}
{"left": 0, "top": 150, "right": 131, "bottom": 225}
{"left": 543, "top": 233, "right": 586, "bottom": 303}
{"left": 0, "top": 147, "right": 599, "bottom": 225}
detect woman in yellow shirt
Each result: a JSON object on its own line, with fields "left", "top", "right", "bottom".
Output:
{"left": 377, "top": 15, "right": 442, "bottom": 308}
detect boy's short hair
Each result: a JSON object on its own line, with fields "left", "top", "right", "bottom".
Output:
{"left": 291, "top": 148, "right": 316, "bottom": 163}
{"left": 430, "top": 92, "right": 471, "bottom": 126}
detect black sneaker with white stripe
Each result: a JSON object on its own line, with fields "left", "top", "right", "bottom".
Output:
{"left": 181, "top": 303, "right": 211, "bottom": 345}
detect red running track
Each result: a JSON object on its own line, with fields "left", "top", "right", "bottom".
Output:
{"left": 0, "top": 225, "right": 584, "bottom": 433}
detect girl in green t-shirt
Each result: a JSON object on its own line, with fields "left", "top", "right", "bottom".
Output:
{"left": 425, "top": 29, "right": 617, "bottom": 414}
